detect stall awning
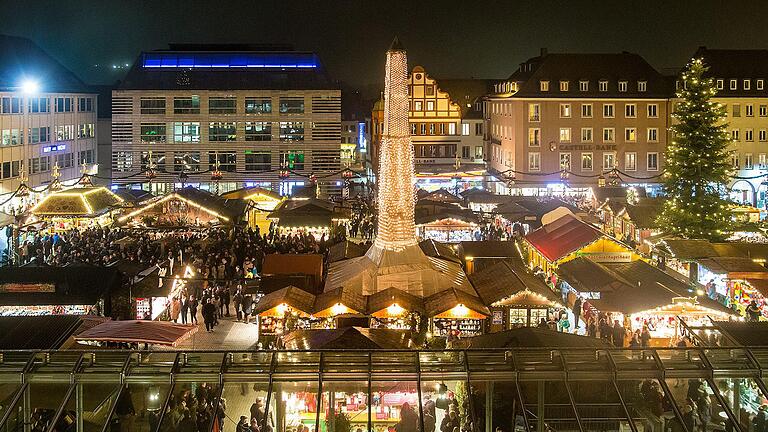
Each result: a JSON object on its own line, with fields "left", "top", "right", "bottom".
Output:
{"left": 313, "top": 286, "right": 367, "bottom": 317}
{"left": 696, "top": 256, "right": 768, "bottom": 279}
{"left": 424, "top": 288, "right": 489, "bottom": 319}
{"left": 118, "top": 187, "right": 245, "bottom": 224}
{"left": 252, "top": 285, "right": 316, "bottom": 317}
{"left": 74, "top": 320, "right": 197, "bottom": 346}
{"left": 367, "top": 287, "right": 425, "bottom": 317}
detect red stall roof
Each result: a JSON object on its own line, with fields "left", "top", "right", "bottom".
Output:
{"left": 74, "top": 320, "right": 198, "bottom": 346}
{"left": 524, "top": 215, "right": 603, "bottom": 263}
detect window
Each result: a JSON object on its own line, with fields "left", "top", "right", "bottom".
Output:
{"left": 528, "top": 128, "right": 541, "bottom": 147}
{"left": 245, "top": 122, "right": 272, "bottom": 141}
{"left": 245, "top": 151, "right": 272, "bottom": 171}
{"left": 56, "top": 125, "right": 74, "bottom": 141}
{"left": 208, "top": 97, "right": 237, "bottom": 114}
{"left": 733, "top": 104, "right": 741, "bottom": 117}
{"left": 78, "top": 149, "right": 95, "bottom": 165}
{"left": 625, "top": 103, "right": 636, "bottom": 118}
{"left": 625, "top": 128, "right": 636, "bottom": 142}
{"left": 746, "top": 104, "right": 754, "bottom": 117}
{"left": 77, "top": 97, "right": 94, "bottom": 112}
{"left": 759, "top": 80, "right": 765, "bottom": 90}
{"left": 279, "top": 122, "right": 305, "bottom": 142}
{"left": 55, "top": 152, "right": 74, "bottom": 168}
{"left": 475, "top": 146, "right": 483, "bottom": 159}
{"left": 528, "top": 104, "right": 540, "bottom": 121}
{"left": 30, "top": 156, "right": 51, "bottom": 174}
{"left": 745, "top": 153, "right": 754, "bottom": 169}
{"left": 603, "top": 103, "right": 614, "bottom": 118}
{"left": 428, "top": 123, "right": 435, "bottom": 135}
{"left": 761, "top": 153, "right": 767, "bottom": 168}
{"left": 140, "top": 151, "right": 165, "bottom": 171}
{"left": 559, "top": 81, "right": 569, "bottom": 91}
{"left": 625, "top": 152, "right": 637, "bottom": 171}
{"left": 647, "top": 152, "right": 659, "bottom": 171}
{"left": 559, "top": 153, "right": 571, "bottom": 170}
{"left": 581, "top": 128, "right": 593, "bottom": 142}
{"left": 462, "top": 146, "right": 471, "bottom": 158}
{"left": 647, "top": 128, "right": 658, "bottom": 142}
{"left": 618, "top": 81, "right": 628, "bottom": 92}
{"left": 279, "top": 97, "right": 304, "bottom": 114}
{"left": 475, "top": 123, "right": 483, "bottom": 136}
{"left": 760, "top": 105, "right": 768, "bottom": 117}
{"left": 173, "top": 96, "right": 200, "bottom": 114}
{"left": 603, "top": 128, "right": 615, "bottom": 142}
{"left": 280, "top": 150, "right": 305, "bottom": 170}
{"left": 439, "top": 123, "right": 445, "bottom": 135}
{"left": 581, "top": 153, "right": 593, "bottom": 171}
{"left": 730, "top": 79, "right": 737, "bottom": 90}
{"left": 245, "top": 98, "right": 272, "bottom": 114}
{"left": 1, "top": 129, "right": 21, "bottom": 146}
{"left": 173, "top": 122, "right": 201, "bottom": 143}
{"left": 414, "top": 101, "right": 422, "bottom": 111}
{"left": 732, "top": 129, "right": 740, "bottom": 141}
{"left": 603, "top": 153, "right": 616, "bottom": 170}
{"left": 113, "top": 151, "right": 133, "bottom": 172}
{"left": 528, "top": 152, "right": 540, "bottom": 171}
{"left": 448, "top": 123, "right": 456, "bottom": 135}
{"left": 557, "top": 103, "right": 571, "bottom": 118}
{"left": 0, "top": 160, "right": 19, "bottom": 179}
{"left": 28, "top": 127, "right": 49, "bottom": 144}
{"left": 731, "top": 152, "right": 739, "bottom": 169}
{"left": 559, "top": 128, "right": 571, "bottom": 143}
{"left": 173, "top": 152, "right": 201, "bottom": 171}
{"left": 461, "top": 123, "right": 470, "bottom": 136}
{"left": 209, "top": 122, "right": 237, "bottom": 141}
{"left": 140, "top": 123, "right": 167, "bottom": 143}
{"left": 744, "top": 80, "right": 751, "bottom": 90}
{"left": 28, "top": 97, "right": 49, "bottom": 113}
{"left": 599, "top": 80, "right": 608, "bottom": 92}
{"left": 581, "top": 103, "right": 593, "bottom": 118}
{"left": 579, "top": 80, "right": 589, "bottom": 91}
{"left": 539, "top": 81, "right": 549, "bottom": 91}
{"left": 1, "top": 97, "right": 22, "bottom": 113}
{"left": 426, "top": 85, "right": 435, "bottom": 96}
{"left": 746, "top": 129, "right": 754, "bottom": 141}
{"left": 760, "top": 129, "right": 767, "bottom": 142}
{"left": 140, "top": 97, "right": 166, "bottom": 114}
{"left": 208, "top": 151, "right": 236, "bottom": 172}
{"left": 77, "top": 123, "right": 95, "bottom": 139}
{"left": 638, "top": 81, "right": 647, "bottom": 92}
{"left": 427, "top": 101, "right": 434, "bottom": 111}
{"left": 647, "top": 103, "right": 658, "bottom": 118}
{"left": 716, "top": 79, "right": 724, "bottom": 90}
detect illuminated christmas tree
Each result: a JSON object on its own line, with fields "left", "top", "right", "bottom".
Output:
{"left": 657, "top": 58, "right": 732, "bottom": 241}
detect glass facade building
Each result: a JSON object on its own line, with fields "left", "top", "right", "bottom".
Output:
{"left": 1, "top": 348, "right": 768, "bottom": 432}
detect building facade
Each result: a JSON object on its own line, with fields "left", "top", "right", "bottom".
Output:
{"left": 372, "top": 66, "right": 491, "bottom": 191}
{"left": 693, "top": 47, "right": 768, "bottom": 206}
{"left": 111, "top": 45, "right": 342, "bottom": 196}
{"left": 0, "top": 35, "right": 97, "bottom": 198}
{"left": 485, "top": 50, "right": 672, "bottom": 195}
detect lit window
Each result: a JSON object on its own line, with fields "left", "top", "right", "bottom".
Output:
{"left": 625, "top": 152, "right": 637, "bottom": 171}
{"left": 559, "top": 81, "right": 569, "bottom": 91}
{"left": 603, "top": 153, "right": 616, "bottom": 170}
{"left": 581, "top": 153, "right": 593, "bottom": 171}
{"left": 559, "top": 103, "right": 571, "bottom": 118}
{"left": 528, "top": 128, "right": 541, "bottom": 146}
{"left": 559, "top": 128, "right": 571, "bottom": 143}
{"left": 559, "top": 153, "right": 571, "bottom": 170}
{"left": 528, "top": 104, "right": 540, "bottom": 121}
{"left": 528, "top": 152, "right": 540, "bottom": 171}
{"left": 579, "top": 81, "right": 589, "bottom": 91}
{"left": 539, "top": 81, "right": 549, "bottom": 91}
{"left": 173, "top": 122, "right": 200, "bottom": 143}
{"left": 279, "top": 122, "right": 305, "bottom": 141}
{"left": 461, "top": 123, "right": 470, "bottom": 136}
{"left": 625, "top": 128, "right": 636, "bottom": 142}
{"left": 245, "top": 98, "right": 272, "bottom": 114}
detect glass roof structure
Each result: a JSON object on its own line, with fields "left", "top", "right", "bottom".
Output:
{"left": 1, "top": 348, "right": 767, "bottom": 432}
{"left": 142, "top": 52, "right": 319, "bottom": 69}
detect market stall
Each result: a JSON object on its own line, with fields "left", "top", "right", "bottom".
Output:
{"left": 694, "top": 256, "right": 768, "bottom": 318}
{"left": 74, "top": 320, "right": 197, "bottom": 347}
{"left": 268, "top": 198, "right": 349, "bottom": 240}
{"left": 415, "top": 213, "right": 479, "bottom": 243}
{"left": 367, "top": 287, "right": 425, "bottom": 331}
{"left": 221, "top": 187, "right": 283, "bottom": 233}
{"left": 252, "top": 286, "right": 316, "bottom": 336}
{"left": 425, "top": 287, "right": 489, "bottom": 337}
{"left": 118, "top": 187, "right": 245, "bottom": 227}
{"left": 29, "top": 186, "right": 124, "bottom": 229}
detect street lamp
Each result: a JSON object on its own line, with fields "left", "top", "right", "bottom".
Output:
{"left": 20, "top": 79, "right": 39, "bottom": 94}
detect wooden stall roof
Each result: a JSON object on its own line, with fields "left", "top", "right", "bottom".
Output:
{"left": 524, "top": 214, "right": 605, "bottom": 262}
{"left": 281, "top": 327, "right": 412, "bottom": 350}
{"left": 424, "top": 287, "right": 490, "bottom": 318}
{"left": 366, "top": 287, "right": 425, "bottom": 316}
{"left": 470, "top": 259, "right": 563, "bottom": 307}
{"left": 31, "top": 187, "right": 124, "bottom": 217}
{"left": 313, "top": 286, "right": 367, "bottom": 316}
{"left": 251, "top": 285, "right": 316, "bottom": 316}
{"left": 75, "top": 320, "right": 197, "bottom": 347}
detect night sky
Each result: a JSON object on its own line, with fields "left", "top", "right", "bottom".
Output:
{"left": 3, "top": 0, "right": 768, "bottom": 95}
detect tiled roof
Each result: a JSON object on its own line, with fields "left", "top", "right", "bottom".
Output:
{"left": 470, "top": 259, "right": 562, "bottom": 307}
{"left": 524, "top": 215, "right": 604, "bottom": 262}
{"left": 693, "top": 47, "right": 768, "bottom": 97}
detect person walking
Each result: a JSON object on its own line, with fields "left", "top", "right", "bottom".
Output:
{"left": 189, "top": 295, "right": 199, "bottom": 324}
{"left": 202, "top": 298, "right": 216, "bottom": 332}
{"left": 612, "top": 320, "right": 625, "bottom": 347}
{"left": 180, "top": 296, "right": 189, "bottom": 324}
{"left": 233, "top": 288, "right": 243, "bottom": 322}
{"left": 170, "top": 297, "right": 181, "bottom": 323}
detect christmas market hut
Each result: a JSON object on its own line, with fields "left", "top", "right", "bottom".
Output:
{"left": 268, "top": 198, "right": 349, "bottom": 239}
{"left": 470, "top": 259, "right": 565, "bottom": 332}
{"left": 366, "top": 287, "right": 425, "bottom": 331}
{"left": 460, "top": 188, "right": 510, "bottom": 212}
{"left": 313, "top": 286, "right": 367, "bottom": 319}
{"left": 281, "top": 327, "right": 412, "bottom": 350}
{"left": 694, "top": 256, "right": 768, "bottom": 320}
{"left": 425, "top": 287, "right": 490, "bottom": 337}
{"left": 117, "top": 187, "right": 246, "bottom": 227}
{"left": 252, "top": 285, "right": 317, "bottom": 336}
{"left": 221, "top": 186, "right": 283, "bottom": 233}
{"left": 30, "top": 186, "right": 124, "bottom": 228}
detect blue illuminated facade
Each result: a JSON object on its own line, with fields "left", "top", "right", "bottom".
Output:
{"left": 142, "top": 52, "right": 319, "bottom": 69}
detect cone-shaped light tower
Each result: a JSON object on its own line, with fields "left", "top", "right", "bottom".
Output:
{"left": 374, "top": 37, "right": 416, "bottom": 251}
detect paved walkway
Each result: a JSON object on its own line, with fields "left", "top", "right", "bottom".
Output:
{"left": 174, "top": 309, "right": 261, "bottom": 350}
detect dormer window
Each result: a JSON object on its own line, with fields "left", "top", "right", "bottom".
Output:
{"left": 540, "top": 81, "right": 550, "bottom": 91}
{"left": 716, "top": 79, "right": 724, "bottom": 90}
{"left": 579, "top": 80, "right": 589, "bottom": 91}
{"left": 559, "top": 81, "right": 569, "bottom": 91}
{"left": 758, "top": 80, "right": 764, "bottom": 90}
{"left": 599, "top": 81, "right": 608, "bottom": 92}
{"left": 638, "top": 81, "right": 647, "bottom": 92}
{"left": 730, "top": 79, "right": 738, "bottom": 90}
{"left": 744, "top": 79, "right": 751, "bottom": 90}
{"left": 618, "top": 81, "right": 628, "bottom": 92}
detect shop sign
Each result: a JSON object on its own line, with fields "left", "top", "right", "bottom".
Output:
{"left": 0, "top": 283, "right": 55, "bottom": 293}
{"left": 558, "top": 144, "right": 617, "bottom": 151}
{"left": 582, "top": 251, "right": 632, "bottom": 263}
{"left": 492, "top": 310, "right": 503, "bottom": 325}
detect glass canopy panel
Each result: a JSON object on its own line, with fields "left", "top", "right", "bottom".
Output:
{"left": 609, "top": 350, "right": 660, "bottom": 372}
{"left": 79, "top": 352, "right": 132, "bottom": 373}
{"left": 28, "top": 351, "right": 82, "bottom": 374}
{"left": 514, "top": 350, "right": 564, "bottom": 372}
{"left": 51, "top": 382, "right": 121, "bottom": 432}
{"left": 0, "top": 383, "right": 72, "bottom": 432}
{"left": 748, "top": 348, "right": 768, "bottom": 369}
{"left": 562, "top": 350, "right": 613, "bottom": 373}
{"left": 125, "top": 352, "right": 178, "bottom": 376}
{"left": 271, "top": 380, "right": 319, "bottom": 432}
{"left": 418, "top": 351, "right": 466, "bottom": 374}
{"left": 421, "top": 378, "right": 471, "bottom": 432}
{"left": 178, "top": 352, "right": 226, "bottom": 374}
{"left": 0, "top": 383, "right": 21, "bottom": 425}
{"left": 714, "top": 377, "right": 767, "bottom": 431}
{"left": 370, "top": 380, "right": 419, "bottom": 432}
{"left": 320, "top": 381, "right": 369, "bottom": 432}
{"left": 104, "top": 382, "right": 172, "bottom": 432}
{"left": 226, "top": 352, "right": 273, "bottom": 375}
{"left": 615, "top": 379, "right": 684, "bottom": 432}
{"left": 468, "top": 379, "right": 526, "bottom": 432}
{"left": 465, "top": 351, "right": 514, "bottom": 373}
{"left": 275, "top": 352, "right": 320, "bottom": 374}
{"left": 518, "top": 381, "right": 580, "bottom": 432}
{"left": 655, "top": 349, "right": 708, "bottom": 371}
{"left": 0, "top": 352, "right": 34, "bottom": 376}
{"left": 704, "top": 348, "right": 757, "bottom": 371}
{"left": 321, "top": 352, "right": 370, "bottom": 374}
{"left": 157, "top": 380, "right": 222, "bottom": 432}
{"left": 370, "top": 352, "right": 417, "bottom": 375}
{"left": 664, "top": 378, "right": 733, "bottom": 432}
{"left": 219, "top": 381, "right": 272, "bottom": 432}
{"left": 569, "top": 380, "right": 631, "bottom": 431}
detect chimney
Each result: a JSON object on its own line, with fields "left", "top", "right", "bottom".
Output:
{"left": 540, "top": 48, "right": 548, "bottom": 57}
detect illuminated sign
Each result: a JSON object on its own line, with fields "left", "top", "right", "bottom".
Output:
{"left": 43, "top": 144, "right": 66, "bottom": 153}
{"left": 0, "top": 283, "right": 55, "bottom": 293}
{"left": 580, "top": 251, "right": 632, "bottom": 263}
{"left": 357, "top": 122, "right": 367, "bottom": 153}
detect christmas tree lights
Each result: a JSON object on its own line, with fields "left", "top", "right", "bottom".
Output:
{"left": 374, "top": 38, "right": 417, "bottom": 251}
{"left": 657, "top": 58, "right": 732, "bottom": 241}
